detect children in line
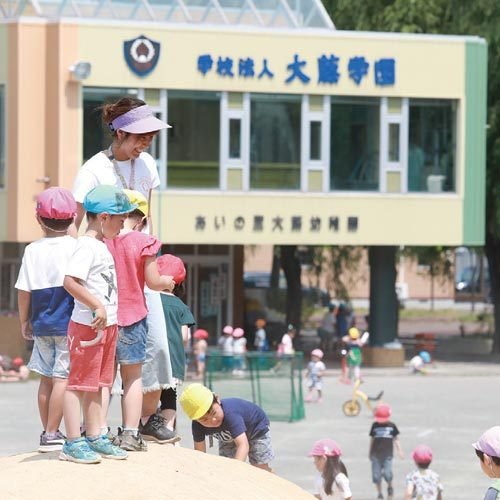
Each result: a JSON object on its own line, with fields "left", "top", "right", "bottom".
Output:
{"left": 105, "top": 189, "right": 174, "bottom": 452}
{"left": 180, "top": 383, "right": 274, "bottom": 472}
{"left": 308, "top": 438, "right": 352, "bottom": 500}
{"left": 474, "top": 426, "right": 500, "bottom": 499}
{"left": 404, "top": 445, "right": 443, "bottom": 500}
{"left": 193, "top": 329, "right": 209, "bottom": 379}
{"left": 369, "top": 403, "right": 404, "bottom": 500}
{"left": 141, "top": 254, "right": 195, "bottom": 444}
{"left": 15, "top": 187, "right": 77, "bottom": 452}
{"left": 61, "top": 185, "right": 133, "bottom": 464}
{"left": 305, "top": 349, "right": 326, "bottom": 403}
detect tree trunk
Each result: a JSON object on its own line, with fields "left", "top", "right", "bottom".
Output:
{"left": 270, "top": 248, "right": 281, "bottom": 290}
{"left": 279, "top": 245, "right": 302, "bottom": 332}
{"left": 485, "top": 234, "right": 500, "bottom": 353}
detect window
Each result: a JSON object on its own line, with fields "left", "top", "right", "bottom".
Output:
{"left": 408, "top": 99, "right": 456, "bottom": 192}
{"left": 250, "top": 93, "right": 301, "bottom": 190}
{"left": 229, "top": 118, "right": 241, "bottom": 159}
{"left": 82, "top": 87, "right": 134, "bottom": 162}
{"left": 0, "top": 85, "right": 4, "bottom": 188}
{"left": 330, "top": 97, "right": 380, "bottom": 191}
{"left": 310, "top": 121, "right": 322, "bottom": 161}
{"left": 167, "top": 90, "right": 220, "bottom": 188}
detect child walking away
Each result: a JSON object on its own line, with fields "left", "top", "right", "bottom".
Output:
{"left": 61, "top": 185, "right": 134, "bottom": 464}
{"left": 105, "top": 190, "right": 174, "bottom": 452}
{"left": 369, "top": 403, "right": 404, "bottom": 500}
{"left": 15, "top": 187, "right": 77, "bottom": 452}
{"left": 140, "top": 254, "right": 195, "bottom": 445}
{"left": 305, "top": 349, "right": 326, "bottom": 403}
{"left": 308, "top": 438, "right": 352, "bottom": 500}
{"left": 180, "top": 383, "right": 274, "bottom": 472}
{"left": 409, "top": 351, "right": 432, "bottom": 375}
{"left": 254, "top": 318, "right": 268, "bottom": 352}
{"left": 193, "top": 329, "right": 209, "bottom": 380}
{"left": 232, "top": 328, "right": 247, "bottom": 375}
{"left": 404, "top": 445, "right": 443, "bottom": 500}
{"left": 473, "top": 426, "right": 500, "bottom": 499}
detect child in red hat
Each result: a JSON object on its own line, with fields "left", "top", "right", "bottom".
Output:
{"left": 308, "top": 438, "right": 352, "bottom": 499}
{"left": 193, "top": 329, "right": 209, "bottom": 379}
{"left": 404, "top": 444, "right": 443, "bottom": 500}
{"left": 369, "top": 403, "right": 404, "bottom": 500}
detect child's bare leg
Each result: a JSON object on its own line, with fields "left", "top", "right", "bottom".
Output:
{"left": 63, "top": 390, "right": 83, "bottom": 440}
{"left": 46, "top": 377, "right": 67, "bottom": 434}
{"left": 120, "top": 364, "right": 143, "bottom": 429}
{"left": 141, "top": 389, "right": 161, "bottom": 423}
{"left": 83, "top": 389, "right": 103, "bottom": 438}
{"left": 38, "top": 375, "right": 52, "bottom": 430}
{"left": 160, "top": 409, "right": 176, "bottom": 430}
{"left": 100, "top": 386, "right": 111, "bottom": 431}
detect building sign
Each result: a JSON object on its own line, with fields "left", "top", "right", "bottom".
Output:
{"left": 197, "top": 53, "right": 395, "bottom": 86}
{"left": 194, "top": 214, "right": 359, "bottom": 233}
{"left": 124, "top": 35, "right": 161, "bottom": 77}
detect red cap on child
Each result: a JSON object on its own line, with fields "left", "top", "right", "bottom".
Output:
{"left": 157, "top": 254, "right": 186, "bottom": 284}
{"left": 36, "top": 187, "right": 77, "bottom": 220}
{"left": 412, "top": 444, "right": 433, "bottom": 464}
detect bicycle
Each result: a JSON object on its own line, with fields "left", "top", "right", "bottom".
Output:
{"left": 342, "top": 379, "right": 384, "bottom": 417}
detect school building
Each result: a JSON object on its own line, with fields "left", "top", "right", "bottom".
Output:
{"left": 0, "top": 0, "right": 487, "bottom": 360}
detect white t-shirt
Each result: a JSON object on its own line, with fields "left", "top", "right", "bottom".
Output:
{"left": 281, "top": 333, "right": 295, "bottom": 354}
{"left": 233, "top": 337, "right": 247, "bottom": 354}
{"left": 65, "top": 236, "right": 118, "bottom": 326}
{"left": 314, "top": 473, "right": 352, "bottom": 499}
{"left": 73, "top": 151, "right": 160, "bottom": 203}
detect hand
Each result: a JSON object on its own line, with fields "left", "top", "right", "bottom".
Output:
{"left": 91, "top": 306, "right": 107, "bottom": 330}
{"left": 20, "top": 321, "right": 33, "bottom": 340}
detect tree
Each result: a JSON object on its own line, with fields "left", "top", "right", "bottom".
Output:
{"left": 278, "top": 245, "right": 303, "bottom": 331}
{"left": 329, "top": 0, "right": 500, "bottom": 349}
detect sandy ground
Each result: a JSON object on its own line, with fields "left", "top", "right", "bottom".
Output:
{"left": 0, "top": 444, "right": 314, "bottom": 500}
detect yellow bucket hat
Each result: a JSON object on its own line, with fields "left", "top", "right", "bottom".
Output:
{"left": 179, "top": 383, "right": 214, "bottom": 420}
{"left": 348, "top": 327, "right": 360, "bottom": 339}
{"left": 123, "top": 189, "right": 148, "bottom": 217}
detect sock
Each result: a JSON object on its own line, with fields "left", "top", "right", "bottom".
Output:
{"left": 123, "top": 427, "right": 138, "bottom": 434}
{"left": 100, "top": 426, "right": 109, "bottom": 435}
{"left": 45, "top": 431, "right": 57, "bottom": 439}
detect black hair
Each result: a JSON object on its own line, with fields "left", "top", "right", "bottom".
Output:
{"left": 476, "top": 449, "right": 500, "bottom": 466}
{"left": 322, "top": 456, "right": 348, "bottom": 495}
{"left": 86, "top": 211, "right": 98, "bottom": 221}
{"left": 39, "top": 216, "right": 73, "bottom": 232}
{"left": 416, "top": 461, "right": 431, "bottom": 469}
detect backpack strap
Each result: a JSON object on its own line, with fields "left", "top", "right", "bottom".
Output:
{"left": 484, "top": 486, "right": 500, "bottom": 500}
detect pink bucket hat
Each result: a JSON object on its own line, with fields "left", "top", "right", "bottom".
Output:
{"left": 308, "top": 438, "right": 342, "bottom": 457}
{"left": 374, "top": 403, "right": 392, "bottom": 423}
{"left": 36, "top": 187, "right": 77, "bottom": 220}
{"left": 223, "top": 325, "right": 233, "bottom": 335}
{"left": 412, "top": 444, "right": 433, "bottom": 464}
{"left": 157, "top": 254, "right": 186, "bottom": 284}
{"left": 108, "top": 104, "right": 171, "bottom": 134}
{"left": 232, "top": 328, "right": 244, "bottom": 338}
{"left": 311, "top": 348, "right": 324, "bottom": 359}
{"left": 473, "top": 426, "right": 500, "bottom": 457}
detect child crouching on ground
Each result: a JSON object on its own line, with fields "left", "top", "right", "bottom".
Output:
{"left": 180, "top": 383, "right": 274, "bottom": 472}
{"left": 61, "top": 185, "right": 134, "bottom": 464}
{"left": 474, "top": 426, "right": 500, "bottom": 499}
{"left": 308, "top": 438, "right": 352, "bottom": 499}
{"left": 404, "top": 445, "right": 443, "bottom": 500}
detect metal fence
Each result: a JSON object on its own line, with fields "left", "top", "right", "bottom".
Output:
{"left": 204, "top": 350, "right": 305, "bottom": 422}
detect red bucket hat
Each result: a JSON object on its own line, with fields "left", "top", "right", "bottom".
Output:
{"left": 157, "top": 254, "right": 186, "bottom": 284}
{"left": 193, "top": 329, "right": 209, "bottom": 340}
{"left": 308, "top": 438, "right": 342, "bottom": 457}
{"left": 374, "top": 403, "right": 392, "bottom": 423}
{"left": 36, "top": 187, "right": 77, "bottom": 220}
{"left": 412, "top": 444, "right": 433, "bottom": 464}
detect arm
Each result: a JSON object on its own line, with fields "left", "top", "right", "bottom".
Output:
{"left": 194, "top": 440, "right": 206, "bottom": 453}
{"left": 394, "top": 437, "right": 404, "bottom": 459}
{"left": 74, "top": 202, "right": 86, "bottom": 233}
{"left": 146, "top": 188, "right": 154, "bottom": 235}
{"left": 404, "top": 483, "right": 414, "bottom": 500}
{"left": 181, "top": 325, "right": 190, "bottom": 345}
{"left": 233, "top": 432, "right": 250, "bottom": 462}
{"left": 63, "top": 276, "right": 106, "bottom": 330}
{"left": 17, "top": 290, "right": 33, "bottom": 340}
{"left": 143, "top": 256, "right": 175, "bottom": 291}
{"left": 368, "top": 437, "right": 374, "bottom": 458}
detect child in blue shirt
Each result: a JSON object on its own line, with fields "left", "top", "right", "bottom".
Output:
{"left": 180, "top": 383, "right": 274, "bottom": 472}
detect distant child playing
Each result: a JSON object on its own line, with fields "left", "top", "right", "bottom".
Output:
{"left": 193, "top": 329, "right": 209, "bottom": 379}
{"left": 180, "top": 383, "right": 274, "bottom": 472}
{"left": 409, "top": 351, "right": 432, "bottom": 375}
{"left": 308, "top": 438, "right": 352, "bottom": 499}
{"left": 140, "top": 254, "right": 195, "bottom": 444}
{"left": 474, "top": 426, "right": 500, "bottom": 499}
{"left": 232, "top": 327, "right": 247, "bottom": 374}
{"left": 105, "top": 189, "right": 174, "bottom": 452}
{"left": 15, "top": 187, "right": 77, "bottom": 452}
{"left": 369, "top": 403, "right": 404, "bottom": 500}
{"left": 404, "top": 445, "right": 443, "bottom": 500}
{"left": 305, "top": 349, "right": 326, "bottom": 403}
{"left": 61, "top": 185, "right": 134, "bottom": 464}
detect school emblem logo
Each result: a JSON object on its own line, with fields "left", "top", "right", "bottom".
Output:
{"left": 124, "top": 35, "right": 160, "bottom": 77}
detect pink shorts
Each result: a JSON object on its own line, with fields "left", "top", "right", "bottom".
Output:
{"left": 67, "top": 321, "right": 118, "bottom": 392}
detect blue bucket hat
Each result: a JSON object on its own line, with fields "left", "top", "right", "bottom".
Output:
{"left": 419, "top": 351, "right": 431, "bottom": 363}
{"left": 83, "top": 185, "right": 137, "bottom": 215}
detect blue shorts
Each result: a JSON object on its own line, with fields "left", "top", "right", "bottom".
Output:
{"left": 28, "top": 335, "right": 69, "bottom": 379}
{"left": 116, "top": 318, "right": 148, "bottom": 365}
{"left": 218, "top": 430, "right": 274, "bottom": 465}
{"left": 371, "top": 455, "right": 393, "bottom": 484}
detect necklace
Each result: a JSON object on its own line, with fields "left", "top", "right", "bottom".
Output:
{"left": 106, "top": 146, "right": 135, "bottom": 190}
